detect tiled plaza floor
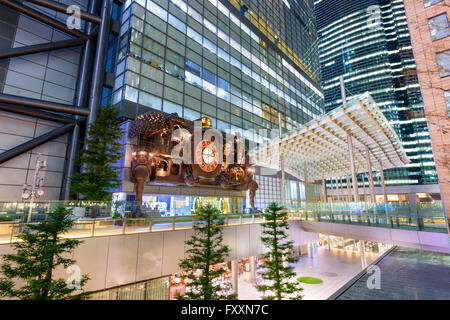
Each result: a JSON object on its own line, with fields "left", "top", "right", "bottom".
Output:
{"left": 336, "top": 246, "right": 450, "bottom": 300}
{"left": 237, "top": 247, "right": 380, "bottom": 300}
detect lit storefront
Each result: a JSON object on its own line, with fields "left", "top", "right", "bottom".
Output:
{"left": 319, "top": 234, "right": 392, "bottom": 254}
{"left": 113, "top": 192, "right": 245, "bottom": 216}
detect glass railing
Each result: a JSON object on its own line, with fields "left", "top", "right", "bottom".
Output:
{"left": 0, "top": 211, "right": 267, "bottom": 244}
{"left": 0, "top": 201, "right": 447, "bottom": 245}
{"left": 285, "top": 202, "right": 448, "bottom": 233}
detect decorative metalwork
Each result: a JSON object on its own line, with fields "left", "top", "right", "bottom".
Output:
{"left": 130, "top": 111, "right": 258, "bottom": 212}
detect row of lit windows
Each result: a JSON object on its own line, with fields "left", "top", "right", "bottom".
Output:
{"left": 316, "top": 0, "right": 438, "bottom": 185}
{"left": 122, "top": 0, "right": 323, "bottom": 118}
{"left": 126, "top": 0, "right": 323, "bottom": 100}
{"left": 227, "top": 0, "right": 321, "bottom": 82}
{"left": 115, "top": 0, "right": 325, "bottom": 130}
{"left": 157, "top": 0, "right": 322, "bottom": 110}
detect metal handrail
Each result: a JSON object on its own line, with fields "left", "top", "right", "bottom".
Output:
{"left": 1, "top": 204, "right": 447, "bottom": 245}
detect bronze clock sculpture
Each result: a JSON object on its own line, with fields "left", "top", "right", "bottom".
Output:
{"left": 129, "top": 111, "right": 258, "bottom": 214}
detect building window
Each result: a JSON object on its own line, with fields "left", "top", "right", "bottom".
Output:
{"left": 436, "top": 51, "right": 450, "bottom": 77}
{"left": 424, "top": 0, "right": 442, "bottom": 8}
{"left": 445, "top": 91, "right": 450, "bottom": 116}
{"left": 429, "top": 14, "right": 450, "bottom": 41}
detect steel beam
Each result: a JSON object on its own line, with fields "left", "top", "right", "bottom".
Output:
{"left": 0, "top": 123, "right": 75, "bottom": 165}
{"left": 0, "top": 0, "right": 87, "bottom": 38}
{"left": 24, "top": 0, "right": 102, "bottom": 23}
{"left": 62, "top": 0, "right": 97, "bottom": 199}
{"left": 0, "top": 38, "right": 86, "bottom": 60}
{"left": 347, "top": 135, "right": 359, "bottom": 202}
{"left": 0, "top": 93, "right": 90, "bottom": 116}
{"left": 85, "top": 0, "right": 112, "bottom": 132}
{"left": 0, "top": 104, "right": 75, "bottom": 124}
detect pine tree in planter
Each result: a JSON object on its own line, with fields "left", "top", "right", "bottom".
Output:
{"left": 256, "top": 202, "right": 303, "bottom": 300}
{"left": 178, "top": 204, "right": 236, "bottom": 300}
{"left": 0, "top": 205, "right": 90, "bottom": 300}
{"left": 70, "top": 105, "right": 125, "bottom": 217}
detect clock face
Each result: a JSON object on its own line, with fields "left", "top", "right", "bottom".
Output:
{"left": 195, "top": 140, "right": 220, "bottom": 172}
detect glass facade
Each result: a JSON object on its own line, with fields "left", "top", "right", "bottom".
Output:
{"left": 109, "top": 0, "right": 323, "bottom": 138}
{"left": 104, "top": 0, "right": 323, "bottom": 208}
{"left": 314, "top": 0, "right": 438, "bottom": 186}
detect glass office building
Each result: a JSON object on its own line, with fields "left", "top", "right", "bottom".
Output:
{"left": 109, "top": 0, "right": 323, "bottom": 138}
{"left": 106, "top": 0, "right": 324, "bottom": 208}
{"left": 314, "top": 0, "right": 438, "bottom": 187}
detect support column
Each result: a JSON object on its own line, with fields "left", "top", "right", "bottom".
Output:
{"left": 408, "top": 193, "right": 417, "bottom": 205}
{"left": 365, "top": 146, "right": 376, "bottom": 204}
{"left": 347, "top": 174, "right": 352, "bottom": 203}
{"left": 279, "top": 113, "right": 286, "bottom": 206}
{"left": 347, "top": 135, "right": 359, "bottom": 202}
{"left": 62, "top": 0, "right": 97, "bottom": 199}
{"left": 304, "top": 163, "right": 309, "bottom": 203}
{"left": 308, "top": 243, "right": 314, "bottom": 258}
{"left": 322, "top": 178, "right": 328, "bottom": 203}
{"left": 378, "top": 161, "right": 388, "bottom": 203}
{"left": 330, "top": 178, "right": 334, "bottom": 203}
{"left": 231, "top": 260, "right": 238, "bottom": 296}
{"left": 327, "top": 236, "right": 331, "bottom": 251}
{"left": 85, "top": 0, "right": 113, "bottom": 139}
{"left": 359, "top": 240, "right": 367, "bottom": 269}
{"left": 250, "top": 256, "right": 256, "bottom": 283}
{"left": 378, "top": 243, "right": 383, "bottom": 256}
{"left": 339, "top": 177, "right": 344, "bottom": 202}
{"left": 362, "top": 174, "right": 367, "bottom": 203}
{"left": 281, "top": 153, "right": 286, "bottom": 206}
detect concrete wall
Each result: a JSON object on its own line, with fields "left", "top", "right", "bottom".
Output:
{"left": 0, "top": 0, "right": 89, "bottom": 200}
{"left": 0, "top": 221, "right": 319, "bottom": 292}
{"left": 300, "top": 220, "right": 450, "bottom": 253}
{"left": 0, "top": 111, "right": 70, "bottom": 200}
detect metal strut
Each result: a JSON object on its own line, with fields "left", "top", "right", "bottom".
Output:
{"left": 0, "top": 93, "right": 90, "bottom": 116}
{"left": 23, "top": 0, "right": 102, "bottom": 24}
{"left": 0, "top": 0, "right": 88, "bottom": 38}
{"left": 0, "top": 38, "right": 87, "bottom": 60}
{"left": 62, "top": 0, "right": 99, "bottom": 199}
{"left": 0, "top": 104, "right": 76, "bottom": 124}
{"left": 0, "top": 123, "right": 75, "bottom": 165}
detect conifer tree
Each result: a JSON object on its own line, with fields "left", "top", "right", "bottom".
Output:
{"left": 256, "top": 202, "right": 303, "bottom": 300}
{"left": 70, "top": 105, "right": 124, "bottom": 203}
{"left": 0, "top": 205, "right": 90, "bottom": 300}
{"left": 178, "top": 204, "right": 235, "bottom": 300}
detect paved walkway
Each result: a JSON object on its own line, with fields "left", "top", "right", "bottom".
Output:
{"left": 336, "top": 246, "right": 450, "bottom": 300}
{"left": 237, "top": 247, "right": 380, "bottom": 300}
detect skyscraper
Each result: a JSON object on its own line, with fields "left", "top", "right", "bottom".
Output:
{"left": 107, "top": 0, "right": 324, "bottom": 207}
{"left": 314, "top": 0, "right": 440, "bottom": 201}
